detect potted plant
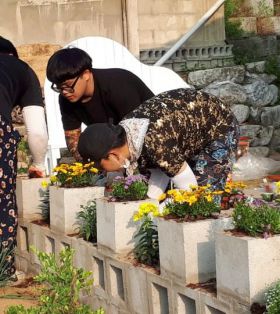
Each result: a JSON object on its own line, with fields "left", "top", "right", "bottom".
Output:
{"left": 216, "top": 200, "right": 280, "bottom": 306}
{"left": 156, "top": 185, "right": 234, "bottom": 284}
{"left": 221, "top": 181, "right": 246, "bottom": 210}
{"left": 49, "top": 162, "right": 104, "bottom": 234}
{"left": 96, "top": 174, "right": 158, "bottom": 254}
{"left": 133, "top": 202, "right": 160, "bottom": 267}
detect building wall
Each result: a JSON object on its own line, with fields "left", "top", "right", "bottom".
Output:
{"left": 138, "top": 0, "right": 226, "bottom": 49}
{"left": 0, "top": 0, "right": 225, "bottom": 55}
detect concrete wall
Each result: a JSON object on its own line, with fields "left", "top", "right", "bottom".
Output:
{"left": 0, "top": 0, "right": 226, "bottom": 55}
{"left": 138, "top": 0, "right": 226, "bottom": 49}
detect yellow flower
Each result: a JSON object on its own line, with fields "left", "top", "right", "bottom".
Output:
{"left": 186, "top": 195, "right": 197, "bottom": 205}
{"left": 204, "top": 194, "right": 213, "bottom": 202}
{"left": 158, "top": 193, "right": 166, "bottom": 201}
{"left": 133, "top": 213, "right": 140, "bottom": 222}
{"left": 50, "top": 175, "right": 57, "bottom": 183}
{"left": 41, "top": 181, "right": 49, "bottom": 188}
{"left": 90, "top": 167, "right": 98, "bottom": 174}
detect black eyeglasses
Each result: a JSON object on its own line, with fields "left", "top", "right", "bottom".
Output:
{"left": 51, "top": 75, "right": 80, "bottom": 93}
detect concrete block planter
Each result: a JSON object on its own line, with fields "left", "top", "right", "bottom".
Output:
{"left": 49, "top": 186, "right": 104, "bottom": 234}
{"left": 96, "top": 198, "right": 158, "bottom": 254}
{"left": 216, "top": 232, "right": 280, "bottom": 305}
{"left": 16, "top": 177, "right": 50, "bottom": 219}
{"left": 157, "top": 217, "right": 233, "bottom": 284}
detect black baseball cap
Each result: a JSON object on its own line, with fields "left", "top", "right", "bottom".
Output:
{"left": 78, "top": 123, "right": 119, "bottom": 162}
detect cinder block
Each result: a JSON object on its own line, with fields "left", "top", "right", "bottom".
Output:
{"left": 49, "top": 186, "right": 104, "bottom": 234}
{"left": 216, "top": 232, "right": 280, "bottom": 305}
{"left": 157, "top": 217, "right": 233, "bottom": 284}
{"left": 147, "top": 272, "right": 172, "bottom": 314}
{"left": 16, "top": 177, "right": 49, "bottom": 219}
{"left": 257, "top": 16, "right": 280, "bottom": 35}
{"left": 126, "top": 265, "right": 149, "bottom": 314}
{"left": 96, "top": 198, "right": 158, "bottom": 254}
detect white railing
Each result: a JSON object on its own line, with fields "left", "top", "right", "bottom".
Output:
{"left": 155, "top": 0, "right": 226, "bottom": 66}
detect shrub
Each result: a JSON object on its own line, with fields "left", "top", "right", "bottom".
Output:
{"left": 0, "top": 242, "right": 15, "bottom": 286}
{"left": 224, "top": 0, "right": 245, "bottom": 39}
{"left": 51, "top": 162, "right": 100, "bottom": 188}
{"left": 266, "top": 281, "right": 280, "bottom": 314}
{"left": 233, "top": 202, "right": 280, "bottom": 237}
{"left": 6, "top": 247, "right": 104, "bottom": 314}
{"left": 76, "top": 200, "right": 97, "bottom": 242}
{"left": 111, "top": 175, "right": 148, "bottom": 201}
{"left": 38, "top": 182, "right": 50, "bottom": 223}
{"left": 133, "top": 203, "right": 160, "bottom": 266}
{"left": 162, "top": 185, "right": 222, "bottom": 219}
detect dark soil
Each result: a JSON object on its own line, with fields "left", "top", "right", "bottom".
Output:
{"left": 250, "top": 302, "right": 266, "bottom": 314}
{"left": 163, "top": 213, "right": 219, "bottom": 223}
{"left": 187, "top": 278, "right": 217, "bottom": 295}
{"left": 31, "top": 219, "right": 49, "bottom": 227}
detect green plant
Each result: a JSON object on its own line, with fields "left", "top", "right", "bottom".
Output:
{"left": 17, "top": 138, "right": 29, "bottom": 154}
{"left": 265, "top": 56, "right": 280, "bottom": 87}
{"left": 266, "top": 281, "right": 280, "bottom": 314}
{"left": 233, "top": 202, "right": 280, "bottom": 237}
{"left": 0, "top": 242, "right": 15, "bottom": 286}
{"left": 224, "top": 0, "right": 245, "bottom": 39}
{"left": 133, "top": 203, "right": 160, "bottom": 266}
{"left": 51, "top": 162, "right": 100, "bottom": 188}
{"left": 257, "top": 0, "right": 274, "bottom": 16}
{"left": 6, "top": 247, "right": 104, "bottom": 314}
{"left": 38, "top": 185, "right": 50, "bottom": 223}
{"left": 162, "top": 186, "right": 222, "bottom": 219}
{"left": 111, "top": 175, "right": 148, "bottom": 201}
{"left": 75, "top": 200, "right": 97, "bottom": 242}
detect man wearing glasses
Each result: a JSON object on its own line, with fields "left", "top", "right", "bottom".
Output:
{"left": 46, "top": 47, "right": 154, "bottom": 160}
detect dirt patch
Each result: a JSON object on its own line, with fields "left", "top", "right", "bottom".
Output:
{"left": 119, "top": 252, "right": 160, "bottom": 275}
{"left": 186, "top": 278, "right": 217, "bottom": 295}
{"left": 0, "top": 277, "right": 42, "bottom": 314}
{"left": 250, "top": 302, "right": 266, "bottom": 314}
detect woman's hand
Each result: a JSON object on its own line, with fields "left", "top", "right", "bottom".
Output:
{"left": 28, "top": 164, "right": 46, "bottom": 178}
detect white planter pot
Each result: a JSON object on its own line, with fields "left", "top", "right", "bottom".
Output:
{"left": 96, "top": 198, "right": 158, "bottom": 254}
{"left": 50, "top": 185, "right": 104, "bottom": 234}
{"left": 16, "top": 177, "right": 50, "bottom": 219}
{"left": 216, "top": 232, "right": 280, "bottom": 305}
{"left": 157, "top": 217, "right": 233, "bottom": 284}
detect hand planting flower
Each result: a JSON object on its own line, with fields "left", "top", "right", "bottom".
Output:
{"left": 112, "top": 174, "right": 148, "bottom": 201}
{"left": 51, "top": 162, "right": 100, "bottom": 188}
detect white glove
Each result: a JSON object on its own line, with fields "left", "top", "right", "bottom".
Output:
{"left": 147, "top": 168, "right": 170, "bottom": 200}
{"left": 22, "top": 106, "right": 48, "bottom": 172}
{"left": 171, "top": 163, "right": 197, "bottom": 190}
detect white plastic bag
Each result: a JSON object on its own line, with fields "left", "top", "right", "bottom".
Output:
{"left": 233, "top": 153, "right": 280, "bottom": 181}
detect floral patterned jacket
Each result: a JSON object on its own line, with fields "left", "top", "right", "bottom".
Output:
{"left": 123, "top": 88, "right": 238, "bottom": 177}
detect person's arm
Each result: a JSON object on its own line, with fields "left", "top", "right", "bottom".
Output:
{"left": 64, "top": 128, "right": 82, "bottom": 161}
{"left": 171, "top": 162, "right": 197, "bottom": 190}
{"left": 22, "top": 106, "right": 48, "bottom": 177}
{"left": 147, "top": 168, "right": 170, "bottom": 199}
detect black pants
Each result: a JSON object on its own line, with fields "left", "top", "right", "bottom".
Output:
{"left": 0, "top": 114, "right": 20, "bottom": 276}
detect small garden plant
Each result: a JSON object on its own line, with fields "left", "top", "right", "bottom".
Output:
{"left": 0, "top": 242, "right": 15, "bottom": 286}
{"left": 38, "top": 181, "right": 50, "bottom": 223}
{"left": 6, "top": 247, "right": 104, "bottom": 314}
{"left": 265, "top": 280, "right": 280, "bottom": 314}
{"left": 111, "top": 175, "right": 148, "bottom": 201}
{"left": 160, "top": 185, "right": 222, "bottom": 220}
{"left": 233, "top": 201, "right": 280, "bottom": 237}
{"left": 76, "top": 200, "right": 97, "bottom": 243}
{"left": 133, "top": 203, "right": 160, "bottom": 266}
{"left": 51, "top": 162, "right": 100, "bottom": 188}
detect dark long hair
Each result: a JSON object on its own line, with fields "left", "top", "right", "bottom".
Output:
{"left": 0, "top": 36, "right": 19, "bottom": 58}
